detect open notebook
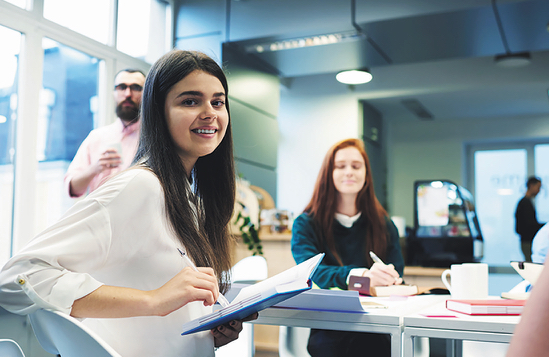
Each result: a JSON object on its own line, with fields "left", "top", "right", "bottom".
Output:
{"left": 181, "top": 253, "right": 324, "bottom": 335}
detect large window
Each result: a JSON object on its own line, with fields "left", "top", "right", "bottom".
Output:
{"left": 0, "top": 0, "right": 169, "bottom": 263}
{"left": 35, "top": 39, "right": 100, "bottom": 230}
{"left": 534, "top": 144, "right": 549, "bottom": 223}
{"left": 43, "top": 0, "right": 112, "bottom": 44}
{"left": 0, "top": 24, "right": 21, "bottom": 265}
{"left": 117, "top": 0, "right": 169, "bottom": 63}
{"left": 471, "top": 143, "right": 549, "bottom": 266}
{"left": 4, "top": 0, "right": 26, "bottom": 8}
{"left": 474, "top": 149, "right": 526, "bottom": 265}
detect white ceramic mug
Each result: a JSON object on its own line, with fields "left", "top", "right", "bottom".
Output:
{"left": 441, "top": 263, "right": 489, "bottom": 299}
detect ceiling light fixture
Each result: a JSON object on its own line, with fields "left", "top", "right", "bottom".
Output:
{"left": 244, "top": 31, "right": 364, "bottom": 53}
{"left": 336, "top": 69, "right": 372, "bottom": 85}
{"left": 494, "top": 51, "right": 531, "bottom": 67}
{"left": 492, "top": 0, "right": 531, "bottom": 67}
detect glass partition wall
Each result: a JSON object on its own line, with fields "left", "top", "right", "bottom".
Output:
{"left": 0, "top": 0, "right": 171, "bottom": 266}
{"left": 0, "top": 24, "right": 21, "bottom": 263}
{"left": 469, "top": 143, "right": 549, "bottom": 267}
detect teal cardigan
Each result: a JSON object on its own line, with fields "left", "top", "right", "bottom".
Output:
{"left": 291, "top": 212, "right": 404, "bottom": 290}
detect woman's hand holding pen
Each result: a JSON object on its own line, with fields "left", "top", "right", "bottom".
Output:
{"left": 365, "top": 250, "right": 402, "bottom": 286}
{"left": 149, "top": 266, "right": 221, "bottom": 317}
{"left": 363, "top": 263, "right": 403, "bottom": 286}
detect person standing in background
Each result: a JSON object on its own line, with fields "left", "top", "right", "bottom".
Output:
{"left": 515, "top": 176, "right": 544, "bottom": 262}
{"left": 291, "top": 138, "right": 404, "bottom": 357}
{"left": 64, "top": 68, "right": 146, "bottom": 198}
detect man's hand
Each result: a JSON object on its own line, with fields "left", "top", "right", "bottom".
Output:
{"left": 69, "top": 147, "right": 122, "bottom": 197}
{"left": 96, "top": 148, "right": 122, "bottom": 171}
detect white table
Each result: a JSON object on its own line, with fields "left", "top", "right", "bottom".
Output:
{"left": 402, "top": 301, "right": 521, "bottom": 357}
{"left": 253, "top": 294, "right": 447, "bottom": 357}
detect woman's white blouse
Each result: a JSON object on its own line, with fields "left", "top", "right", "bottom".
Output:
{"left": 0, "top": 168, "right": 215, "bottom": 357}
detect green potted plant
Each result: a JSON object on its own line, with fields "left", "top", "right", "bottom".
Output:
{"left": 234, "top": 202, "right": 263, "bottom": 256}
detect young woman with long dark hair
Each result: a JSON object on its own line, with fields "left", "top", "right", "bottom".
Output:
{"left": 292, "top": 138, "right": 404, "bottom": 357}
{"left": 0, "top": 50, "right": 254, "bottom": 356}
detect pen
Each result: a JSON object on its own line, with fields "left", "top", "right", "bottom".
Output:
{"left": 177, "top": 248, "right": 230, "bottom": 308}
{"left": 369, "top": 251, "right": 400, "bottom": 283}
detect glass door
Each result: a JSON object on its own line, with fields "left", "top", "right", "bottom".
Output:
{"left": 534, "top": 144, "right": 549, "bottom": 224}
{"left": 474, "top": 149, "right": 527, "bottom": 265}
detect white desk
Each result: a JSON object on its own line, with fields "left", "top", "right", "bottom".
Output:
{"left": 402, "top": 301, "right": 520, "bottom": 357}
{"left": 253, "top": 295, "right": 447, "bottom": 357}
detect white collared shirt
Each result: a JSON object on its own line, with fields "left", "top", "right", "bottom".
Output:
{"left": 0, "top": 168, "right": 214, "bottom": 357}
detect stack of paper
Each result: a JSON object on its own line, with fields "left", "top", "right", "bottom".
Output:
{"left": 275, "top": 288, "right": 365, "bottom": 312}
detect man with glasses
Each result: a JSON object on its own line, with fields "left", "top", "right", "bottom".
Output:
{"left": 64, "top": 69, "right": 146, "bottom": 197}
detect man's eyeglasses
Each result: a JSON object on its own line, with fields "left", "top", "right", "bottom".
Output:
{"left": 114, "top": 83, "right": 143, "bottom": 92}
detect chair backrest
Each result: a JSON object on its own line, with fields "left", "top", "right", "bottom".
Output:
{"left": 28, "top": 309, "right": 122, "bottom": 357}
{"left": 0, "top": 339, "right": 25, "bottom": 357}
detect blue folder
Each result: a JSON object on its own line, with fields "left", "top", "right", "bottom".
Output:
{"left": 181, "top": 253, "right": 324, "bottom": 335}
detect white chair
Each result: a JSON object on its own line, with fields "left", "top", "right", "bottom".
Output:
{"left": 0, "top": 339, "right": 25, "bottom": 357}
{"left": 216, "top": 255, "right": 268, "bottom": 357}
{"left": 28, "top": 309, "right": 121, "bottom": 357}
{"left": 278, "top": 326, "right": 311, "bottom": 357}
{"left": 231, "top": 255, "right": 268, "bottom": 284}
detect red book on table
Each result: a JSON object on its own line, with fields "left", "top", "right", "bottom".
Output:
{"left": 446, "top": 299, "right": 526, "bottom": 316}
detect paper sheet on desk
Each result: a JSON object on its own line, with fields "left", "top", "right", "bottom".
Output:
{"left": 359, "top": 300, "right": 388, "bottom": 309}
{"left": 359, "top": 296, "right": 410, "bottom": 310}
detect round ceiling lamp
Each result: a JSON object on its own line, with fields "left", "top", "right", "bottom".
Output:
{"left": 494, "top": 52, "right": 532, "bottom": 67}
{"left": 336, "top": 68, "right": 372, "bottom": 85}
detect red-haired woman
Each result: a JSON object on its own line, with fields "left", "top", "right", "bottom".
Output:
{"left": 291, "top": 138, "right": 404, "bottom": 357}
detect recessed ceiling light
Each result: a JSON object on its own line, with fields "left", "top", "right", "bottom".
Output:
{"left": 494, "top": 52, "right": 532, "bottom": 67}
{"left": 245, "top": 31, "right": 365, "bottom": 53}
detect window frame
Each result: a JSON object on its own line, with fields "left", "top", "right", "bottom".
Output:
{"left": 0, "top": 0, "right": 172, "bottom": 257}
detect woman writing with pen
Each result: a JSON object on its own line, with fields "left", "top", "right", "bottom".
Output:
{"left": 291, "top": 138, "right": 404, "bottom": 357}
{"left": 0, "top": 50, "right": 256, "bottom": 356}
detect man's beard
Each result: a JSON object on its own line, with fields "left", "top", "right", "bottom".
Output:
{"left": 116, "top": 100, "right": 139, "bottom": 122}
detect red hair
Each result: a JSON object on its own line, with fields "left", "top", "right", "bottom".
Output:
{"left": 304, "top": 138, "right": 388, "bottom": 266}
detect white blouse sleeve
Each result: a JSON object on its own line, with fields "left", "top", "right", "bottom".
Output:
{"left": 0, "top": 199, "right": 111, "bottom": 315}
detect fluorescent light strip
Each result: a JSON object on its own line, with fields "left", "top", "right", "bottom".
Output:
{"left": 244, "top": 31, "right": 365, "bottom": 53}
